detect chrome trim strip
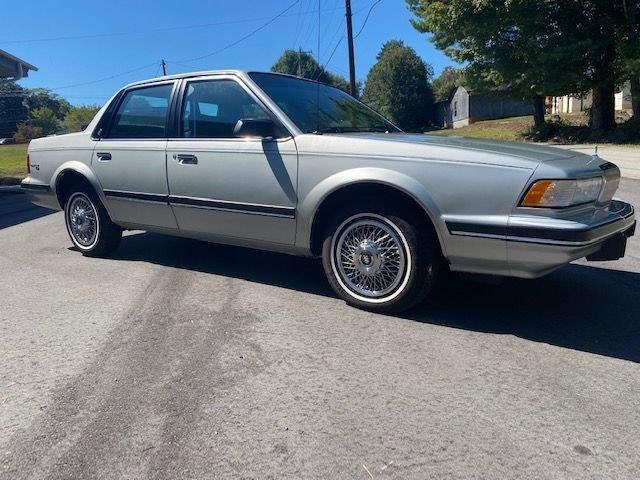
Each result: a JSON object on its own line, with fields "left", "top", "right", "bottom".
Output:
{"left": 446, "top": 202, "right": 635, "bottom": 247}
{"left": 102, "top": 190, "right": 295, "bottom": 218}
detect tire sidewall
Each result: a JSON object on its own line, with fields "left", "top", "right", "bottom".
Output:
{"left": 322, "top": 203, "right": 438, "bottom": 312}
{"left": 65, "top": 191, "right": 101, "bottom": 252}
{"left": 329, "top": 213, "right": 413, "bottom": 304}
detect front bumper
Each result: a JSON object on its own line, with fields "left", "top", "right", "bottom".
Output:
{"left": 507, "top": 200, "right": 635, "bottom": 277}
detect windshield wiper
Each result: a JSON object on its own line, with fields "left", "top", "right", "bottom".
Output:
{"left": 314, "top": 126, "right": 392, "bottom": 134}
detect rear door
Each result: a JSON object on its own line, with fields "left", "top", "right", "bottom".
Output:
{"left": 166, "top": 75, "right": 298, "bottom": 245}
{"left": 92, "top": 81, "right": 178, "bottom": 229}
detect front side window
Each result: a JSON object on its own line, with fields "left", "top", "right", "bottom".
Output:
{"left": 108, "top": 84, "right": 173, "bottom": 139}
{"left": 249, "top": 72, "right": 400, "bottom": 134}
{"left": 181, "top": 79, "right": 270, "bottom": 138}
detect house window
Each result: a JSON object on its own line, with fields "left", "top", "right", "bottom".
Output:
{"left": 453, "top": 101, "right": 458, "bottom": 117}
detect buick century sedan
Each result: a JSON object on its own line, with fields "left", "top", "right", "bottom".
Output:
{"left": 21, "top": 71, "right": 636, "bottom": 312}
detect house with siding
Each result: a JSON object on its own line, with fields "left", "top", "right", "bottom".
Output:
{"left": 0, "top": 49, "right": 38, "bottom": 138}
{"left": 0, "top": 49, "right": 37, "bottom": 80}
{"left": 549, "top": 83, "right": 632, "bottom": 114}
{"left": 434, "top": 86, "right": 533, "bottom": 129}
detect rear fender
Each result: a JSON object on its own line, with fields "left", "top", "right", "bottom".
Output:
{"left": 51, "top": 161, "right": 111, "bottom": 216}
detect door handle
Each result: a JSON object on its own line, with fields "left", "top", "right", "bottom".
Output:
{"left": 174, "top": 154, "right": 198, "bottom": 165}
{"left": 96, "top": 152, "right": 112, "bottom": 161}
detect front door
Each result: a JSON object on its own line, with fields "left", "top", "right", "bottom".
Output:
{"left": 166, "top": 76, "right": 297, "bottom": 245}
{"left": 92, "top": 82, "right": 177, "bottom": 230}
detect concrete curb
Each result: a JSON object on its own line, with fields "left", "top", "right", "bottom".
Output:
{"left": 0, "top": 185, "right": 23, "bottom": 194}
{"left": 0, "top": 177, "right": 22, "bottom": 187}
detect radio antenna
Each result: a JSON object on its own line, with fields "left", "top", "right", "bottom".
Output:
{"left": 315, "top": 0, "right": 321, "bottom": 134}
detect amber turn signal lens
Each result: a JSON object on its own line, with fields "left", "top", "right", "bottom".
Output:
{"left": 521, "top": 180, "right": 553, "bottom": 207}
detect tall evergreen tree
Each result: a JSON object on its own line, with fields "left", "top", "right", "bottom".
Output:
{"left": 271, "top": 49, "right": 350, "bottom": 92}
{"left": 362, "top": 40, "right": 434, "bottom": 132}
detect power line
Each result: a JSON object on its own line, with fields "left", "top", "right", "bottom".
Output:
{"left": 49, "top": 63, "right": 157, "bottom": 91}
{"left": 354, "top": 0, "right": 382, "bottom": 38}
{"left": 317, "top": 36, "right": 345, "bottom": 78}
{"left": 0, "top": 5, "right": 346, "bottom": 45}
{"left": 168, "top": 0, "right": 301, "bottom": 65}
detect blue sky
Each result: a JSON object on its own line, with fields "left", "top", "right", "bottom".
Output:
{"left": 2, "top": 0, "right": 456, "bottom": 106}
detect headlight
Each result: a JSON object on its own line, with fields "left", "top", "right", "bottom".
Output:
{"left": 521, "top": 177, "right": 603, "bottom": 208}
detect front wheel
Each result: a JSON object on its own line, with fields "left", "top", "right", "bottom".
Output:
{"left": 321, "top": 204, "right": 440, "bottom": 313}
{"left": 64, "top": 189, "right": 121, "bottom": 257}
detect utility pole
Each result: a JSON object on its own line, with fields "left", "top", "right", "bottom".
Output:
{"left": 344, "top": 0, "right": 357, "bottom": 96}
{"left": 161, "top": 59, "right": 167, "bottom": 76}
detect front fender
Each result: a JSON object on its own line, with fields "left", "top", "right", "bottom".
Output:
{"left": 296, "top": 167, "right": 447, "bottom": 256}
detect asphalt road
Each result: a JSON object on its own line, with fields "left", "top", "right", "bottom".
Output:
{"left": 1, "top": 181, "right": 639, "bottom": 479}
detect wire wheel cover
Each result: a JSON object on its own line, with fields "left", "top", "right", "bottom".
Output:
{"left": 335, "top": 219, "right": 407, "bottom": 298}
{"left": 68, "top": 195, "right": 97, "bottom": 247}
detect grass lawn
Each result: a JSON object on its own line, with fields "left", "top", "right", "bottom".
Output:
{"left": 430, "top": 112, "right": 639, "bottom": 144}
{"left": 430, "top": 115, "right": 540, "bottom": 142}
{"left": 0, "top": 144, "right": 28, "bottom": 180}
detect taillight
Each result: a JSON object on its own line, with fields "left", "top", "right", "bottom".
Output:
{"left": 27, "top": 154, "right": 30, "bottom": 174}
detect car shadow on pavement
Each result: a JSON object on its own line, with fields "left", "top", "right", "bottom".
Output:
{"left": 409, "top": 264, "right": 640, "bottom": 364}
{"left": 0, "top": 191, "right": 55, "bottom": 230}
{"left": 111, "top": 231, "right": 335, "bottom": 297}
{"left": 113, "top": 232, "right": 640, "bottom": 364}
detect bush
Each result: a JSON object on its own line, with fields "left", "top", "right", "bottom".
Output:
{"left": 13, "top": 123, "right": 44, "bottom": 143}
{"left": 29, "top": 107, "right": 59, "bottom": 136}
{"left": 605, "top": 116, "right": 640, "bottom": 143}
{"left": 64, "top": 105, "right": 100, "bottom": 133}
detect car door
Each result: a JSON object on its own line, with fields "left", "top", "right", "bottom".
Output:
{"left": 92, "top": 81, "right": 178, "bottom": 230}
{"left": 166, "top": 76, "right": 297, "bottom": 245}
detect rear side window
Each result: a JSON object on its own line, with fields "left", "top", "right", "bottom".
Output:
{"left": 181, "top": 79, "right": 270, "bottom": 138}
{"left": 108, "top": 84, "right": 173, "bottom": 138}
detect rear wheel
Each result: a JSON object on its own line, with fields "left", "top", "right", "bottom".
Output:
{"left": 64, "top": 189, "right": 121, "bottom": 257}
{"left": 321, "top": 202, "right": 440, "bottom": 313}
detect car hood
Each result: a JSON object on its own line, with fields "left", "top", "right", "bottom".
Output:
{"left": 305, "top": 132, "right": 586, "bottom": 170}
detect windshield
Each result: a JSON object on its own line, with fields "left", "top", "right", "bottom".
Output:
{"left": 249, "top": 72, "right": 401, "bottom": 134}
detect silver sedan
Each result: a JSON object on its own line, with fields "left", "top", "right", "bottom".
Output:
{"left": 21, "top": 71, "right": 636, "bottom": 312}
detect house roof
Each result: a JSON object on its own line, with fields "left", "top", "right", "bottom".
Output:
{"left": 0, "top": 49, "right": 38, "bottom": 79}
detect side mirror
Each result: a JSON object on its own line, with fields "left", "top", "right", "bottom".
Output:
{"left": 233, "top": 118, "right": 276, "bottom": 139}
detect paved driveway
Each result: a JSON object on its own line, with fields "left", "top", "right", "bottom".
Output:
{"left": 1, "top": 182, "right": 639, "bottom": 479}
{"left": 550, "top": 144, "right": 640, "bottom": 180}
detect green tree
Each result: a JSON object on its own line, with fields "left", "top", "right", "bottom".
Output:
{"left": 621, "top": 0, "right": 640, "bottom": 115}
{"left": 64, "top": 105, "right": 100, "bottom": 132}
{"left": 0, "top": 80, "right": 29, "bottom": 138}
{"left": 432, "top": 66, "right": 461, "bottom": 102}
{"left": 406, "top": 0, "right": 627, "bottom": 134}
{"left": 362, "top": 40, "right": 434, "bottom": 132}
{"left": 29, "top": 107, "right": 59, "bottom": 136}
{"left": 271, "top": 49, "right": 350, "bottom": 92}
{"left": 26, "top": 88, "right": 71, "bottom": 120}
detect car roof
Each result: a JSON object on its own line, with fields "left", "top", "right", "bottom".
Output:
{"left": 123, "top": 70, "right": 320, "bottom": 89}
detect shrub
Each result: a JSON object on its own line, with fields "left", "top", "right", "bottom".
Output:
{"left": 64, "top": 105, "right": 100, "bottom": 133}
{"left": 29, "top": 107, "right": 60, "bottom": 136}
{"left": 13, "top": 123, "right": 44, "bottom": 143}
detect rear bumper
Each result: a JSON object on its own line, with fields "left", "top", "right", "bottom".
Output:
{"left": 20, "top": 178, "right": 60, "bottom": 210}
